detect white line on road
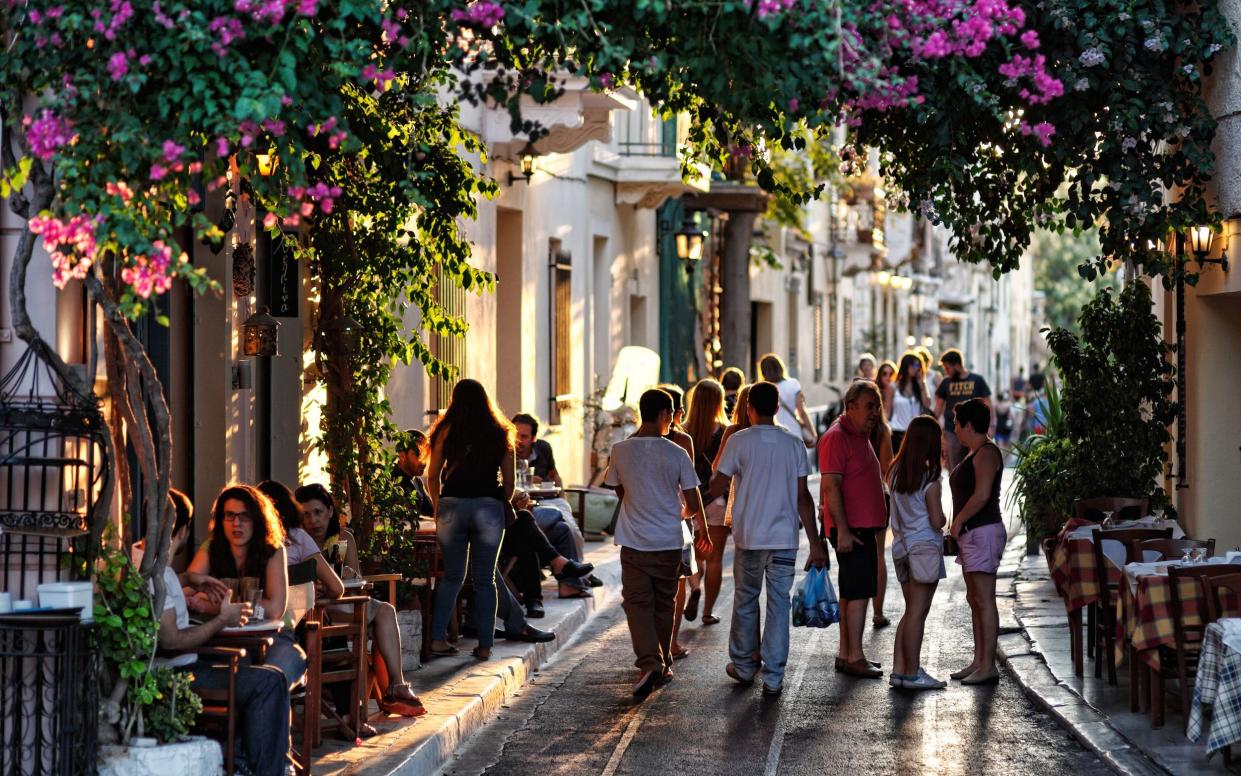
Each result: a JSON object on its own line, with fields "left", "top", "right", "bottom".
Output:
{"left": 763, "top": 628, "right": 824, "bottom": 776}
{"left": 600, "top": 707, "right": 645, "bottom": 776}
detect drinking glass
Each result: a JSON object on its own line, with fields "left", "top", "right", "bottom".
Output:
{"left": 1191, "top": 547, "right": 1206, "bottom": 564}
{"left": 1181, "top": 549, "right": 1193, "bottom": 564}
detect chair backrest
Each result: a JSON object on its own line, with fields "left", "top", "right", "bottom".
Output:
{"left": 1097, "top": 523, "right": 1171, "bottom": 571}
{"left": 1073, "top": 496, "right": 1150, "bottom": 522}
{"left": 285, "top": 558, "right": 318, "bottom": 627}
{"left": 1168, "top": 564, "right": 1241, "bottom": 647}
{"left": 1133, "top": 538, "right": 1215, "bottom": 563}
{"left": 1202, "top": 573, "right": 1241, "bottom": 625}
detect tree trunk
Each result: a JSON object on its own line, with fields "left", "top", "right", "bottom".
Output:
{"left": 719, "top": 211, "right": 756, "bottom": 372}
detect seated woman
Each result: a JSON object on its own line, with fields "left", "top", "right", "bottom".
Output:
{"left": 185, "top": 484, "right": 307, "bottom": 687}
{"left": 295, "top": 483, "right": 426, "bottom": 717}
{"left": 257, "top": 479, "right": 345, "bottom": 600}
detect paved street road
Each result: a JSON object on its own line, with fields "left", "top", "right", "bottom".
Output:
{"left": 442, "top": 541, "right": 1103, "bottom": 776}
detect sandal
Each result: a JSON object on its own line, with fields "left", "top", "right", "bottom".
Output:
{"left": 701, "top": 614, "right": 721, "bottom": 626}
{"left": 872, "top": 615, "right": 891, "bottom": 629}
{"left": 429, "top": 644, "right": 461, "bottom": 658}
{"left": 472, "top": 646, "right": 491, "bottom": 661}
{"left": 558, "top": 590, "right": 592, "bottom": 599}
{"left": 381, "top": 683, "right": 427, "bottom": 717}
{"left": 334, "top": 721, "right": 378, "bottom": 742}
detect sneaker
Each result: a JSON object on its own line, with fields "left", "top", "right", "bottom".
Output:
{"left": 888, "top": 673, "right": 909, "bottom": 689}
{"left": 761, "top": 682, "right": 782, "bottom": 696}
{"left": 904, "top": 667, "right": 947, "bottom": 691}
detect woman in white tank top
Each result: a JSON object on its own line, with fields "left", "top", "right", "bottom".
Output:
{"left": 885, "top": 353, "right": 931, "bottom": 453}
{"left": 886, "top": 416, "right": 948, "bottom": 690}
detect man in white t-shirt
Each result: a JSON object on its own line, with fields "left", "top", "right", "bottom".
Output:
{"left": 709, "top": 381, "right": 825, "bottom": 694}
{"left": 606, "top": 388, "right": 712, "bottom": 701}
{"left": 760, "top": 353, "right": 814, "bottom": 443}
{"left": 152, "top": 491, "right": 295, "bottom": 776}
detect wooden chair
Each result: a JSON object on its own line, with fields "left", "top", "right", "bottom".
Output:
{"left": 409, "top": 534, "right": 443, "bottom": 662}
{"left": 1090, "top": 527, "right": 1172, "bottom": 684}
{"left": 1158, "top": 564, "right": 1241, "bottom": 731}
{"left": 563, "top": 485, "right": 621, "bottom": 538}
{"left": 1132, "top": 538, "right": 1215, "bottom": 563}
{"left": 186, "top": 646, "right": 248, "bottom": 776}
{"left": 304, "top": 593, "right": 371, "bottom": 748}
{"left": 1074, "top": 496, "right": 1150, "bottom": 522}
{"left": 1202, "top": 573, "right": 1241, "bottom": 626}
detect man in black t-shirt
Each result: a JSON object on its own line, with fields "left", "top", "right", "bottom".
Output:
{"left": 933, "top": 349, "right": 992, "bottom": 470}
{"left": 513, "top": 413, "right": 562, "bottom": 485}
{"left": 394, "top": 429, "right": 435, "bottom": 528}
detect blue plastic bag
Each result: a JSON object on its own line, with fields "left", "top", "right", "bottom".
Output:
{"left": 792, "top": 567, "right": 840, "bottom": 628}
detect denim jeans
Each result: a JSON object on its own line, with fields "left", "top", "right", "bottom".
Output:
{"left": 533, "top": 505, "right": 588, "bottom": 591}
{"left": 264, "top": 631, "right": 307, "bottom": 689}
{"left": 729, "top": 548, "right": 797, "bottom": 689}
{"left": 432, "top": 496, "right": 506, "bottom": 648}
{"left": 187, "top": 659, "right": 291, "bottom": 776}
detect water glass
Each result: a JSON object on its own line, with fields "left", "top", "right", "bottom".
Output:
{"left": 1181, "top": 549, "right": 1193, "bottom": 564}
{"left": 1192, "top": 547, "right": 1206, "bottom": 564}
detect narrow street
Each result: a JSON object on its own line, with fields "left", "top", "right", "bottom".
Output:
{"left": 442, "top": 539, "right": 1103, "bottom": 776}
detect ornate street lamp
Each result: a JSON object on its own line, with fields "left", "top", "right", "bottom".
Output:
{"left": 674, "top": 217, "right": 706, "bottom": 269}
{"left": 255, "top": 151, "right": 279, "bottom": 177}
{"left": 242, "top": 306, "right": 280, "bottom": 357}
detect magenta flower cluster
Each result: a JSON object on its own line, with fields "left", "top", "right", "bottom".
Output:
{"left": 23, "top": 110, "right": 74, "bottom": 161}
{"left": 308, "top": 117, "right": 348, "bottom": 150}
{"left": 28, "top": 214, "right": 101, "bottom": 288}
{"left": 998, "top": 53, "right": 1063, "bottom": 104}
{"left": 451, "top": 1, "right": 505, "bottom": 27}
{"left": 121, "top": 240, "right": 180, "bottom": 298}
{"left": 209, "top": 17, "right": 246, "bottom": 57}
{"left": 90, "top": 0, "right": 134, "bottom": 41}
{"left": 1019, "top": 120, "right": 1056, "bottom": 147}
{"left": 750, "top": 0, "right": 799, "bottom": 19}
{"left": 361, "top": 64, "right": 396, "bottom": 90}
{"left": 233, "top": 0, "right": 318, "bottom": 25}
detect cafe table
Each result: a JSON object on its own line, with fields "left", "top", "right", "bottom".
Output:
{"left": 1048, "top": 517, "right": 1184, "bottom": 675}
{"left": 1188, "top": 618, "right": 1241, "bottom": 759}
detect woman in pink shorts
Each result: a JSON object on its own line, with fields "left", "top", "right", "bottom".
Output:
{"left": 947, "top": 398, "right": 1006, "bottom": 685}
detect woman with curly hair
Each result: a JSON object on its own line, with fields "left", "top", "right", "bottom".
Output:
{"left": 186, "top": 484, "right": 306, "bottom": 685}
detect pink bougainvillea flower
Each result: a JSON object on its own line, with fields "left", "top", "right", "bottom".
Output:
{"left": 29, "top": 214, "right": 101, "bottom": 288}
{"left": 162, "top": 139, "right": 187, "bottom": 163}
{"left": 120, "top": 240, "right": 179, "bottom": 298}
{"left": 107, "top": 51, "right": 129, "bottom": 81}
{"left": 23, "top": 111, "right": 75, "bottom": 160}
{"left": 450, "top": 1, "right": 505, "bottom": 27}
{"left": 106, "top": 181, "right": 135, "bottom": 204}
{"left": 149, "top": 163, "right": 169, "bottom": 181}
{"left": 215, "top": 137, "right": 231, "bottom": 158}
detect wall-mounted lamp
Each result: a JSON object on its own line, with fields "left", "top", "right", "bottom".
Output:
{"left": 674, "top": 217, "right": 706, "bottom": 269}
{"left": 506, "top": 140, "right": 539, "bottom": 185}
{"left": 922, "top": 335, "right": 935, "bottom": 349}
{"left": 875, "top": 270, "right": 891, "bottom": 286}
{"left": 242, "top": 306, "right": 280, "bottom": 357}
{"left": 891, "top": 275, "right": 914, "bottom": 290}
{"left": 1188, "top": 224, "right": 1229, "bottom": 272}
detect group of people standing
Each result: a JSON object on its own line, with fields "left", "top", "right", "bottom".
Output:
{"left": 606, "top": 347, "right": 1008, "bottom": 700}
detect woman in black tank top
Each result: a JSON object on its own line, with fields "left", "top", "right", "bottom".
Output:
{"left": 426, "top": 379, "right": 516, "bottom": 661}
{"left": 947, "top": 398, "right": 1006, "bottom": 685}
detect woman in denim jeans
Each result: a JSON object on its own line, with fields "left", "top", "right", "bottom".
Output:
{"left": 426, "top": 379, "right": 516, "bottom": 661}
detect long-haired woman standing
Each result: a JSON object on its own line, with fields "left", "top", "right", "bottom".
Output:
{"left": 426, "top": 379, "right": 517, "bottom": 661}
{"left": 887, "top": 416, "right": 947, "bottom": 690}
{"left": 886, "top": 353, "right": 931, "bottom": 452}
{"left": 684, "top": 378, "right": 730, "bottom": 626}
{"left": 869, "top": 396, "right": 895, "bottom": 629}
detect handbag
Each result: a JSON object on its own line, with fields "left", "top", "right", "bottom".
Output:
{"left": 943, "top": 534, "right": 960, "bottom": 556}
{"left": 779, "top": 395, "right": 817, "bottom": 449}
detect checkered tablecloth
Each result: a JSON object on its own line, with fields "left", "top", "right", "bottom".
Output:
{"left": 1120, "top": 571, "right": 1205, "bottom": 670}
{"left": 1188, "top": 619, "right": 1241, "bottom": 757}
{"left": 1048, "top": 519, "right": 1120, "bottom": 612}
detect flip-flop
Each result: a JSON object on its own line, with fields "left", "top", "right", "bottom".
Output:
{"left": 558, "top": 591, "right": 592, "bottom": 599}
{"left": 671, "top": 647, "right": 691, "bottom": 661}
{"left": 701, "top": 614, "right": 721, "bottom": 625}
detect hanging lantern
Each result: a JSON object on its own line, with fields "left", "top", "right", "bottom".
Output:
{"left": 325, "top": 314, "right": 363, "bottom": 356}
{"left": 242, "top": 306, "right": 280, "bottom": 357}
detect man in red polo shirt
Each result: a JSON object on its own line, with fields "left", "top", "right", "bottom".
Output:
{"left": 819, "top": 379, "right": 887, "bottom": 678}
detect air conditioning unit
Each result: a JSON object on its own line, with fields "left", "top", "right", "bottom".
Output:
{"left": 784, "top": 274, "right": 803, "bottom": 294}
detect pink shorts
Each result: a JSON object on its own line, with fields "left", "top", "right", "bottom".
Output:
{"left": 956, "top": 522, "right": 1006, "bottom": 574}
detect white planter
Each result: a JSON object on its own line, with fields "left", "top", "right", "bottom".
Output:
{"left": 396, "top": 609, "right": 422, "bottom": 672}
{"left": 98, "top": 736, "right": 222, "bottom": 776}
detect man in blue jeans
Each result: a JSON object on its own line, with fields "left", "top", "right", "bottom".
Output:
{"left": 709, "top": 381, "right": 826, "bottom": 694}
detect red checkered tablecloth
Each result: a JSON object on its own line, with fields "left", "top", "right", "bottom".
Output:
{"left": 1048, "top": 519, "right": 1121, "bottom": 612}
{"left": 1120, "top": 572, "right": 1203, "bottom": 670}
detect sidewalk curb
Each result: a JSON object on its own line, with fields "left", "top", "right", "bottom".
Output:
{"left": 351, "top": 547, "right": 623, "bottom": 776}
{"left": 995, "top": 533, "right": 1171, "bottom": 776}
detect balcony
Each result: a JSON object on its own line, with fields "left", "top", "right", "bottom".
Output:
{"left": 592, "top": 107, "right": 708, "bottom": 209}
